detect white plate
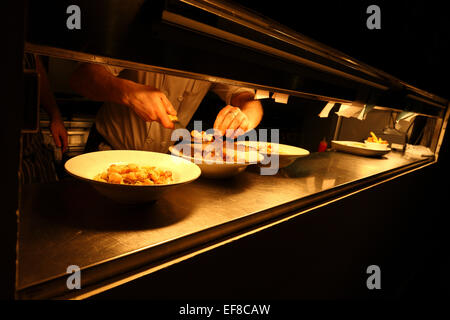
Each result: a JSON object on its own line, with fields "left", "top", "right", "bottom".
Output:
{"left": 169, "top": 143, "right": 264, "bottom": 178}
{"left": 64, "top": 150, "right": 201, "bottom": 203}
{"left": 331, "top": 141, "right": 391, "bottom": 157}
{"left": 236, "top": 141, "right": 310, "bottom": 168}
{"left": 364, "top": 140, "right": 390, "bottom": 150}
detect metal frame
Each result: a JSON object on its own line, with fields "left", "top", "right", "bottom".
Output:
{"left": 177, "top": 0, "right": 394, "bottom": 82}
{"left": 24, "top": 42, "right": 355, "bottom": 105}
{"left": 434, "top": 102, "right": 450, "bottom": 160}
{"left": 176, "top": 0, "right": 448, "bottom": 107}
{"left": 24, "top": 41, "right": 449, "bottom": 163}
{"left": 161, "top": 10, "right": 389, "bottom": 90}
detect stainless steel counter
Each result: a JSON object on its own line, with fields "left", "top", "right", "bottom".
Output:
{"left": 16, "top": 150, "right": 432, "bottom": 299}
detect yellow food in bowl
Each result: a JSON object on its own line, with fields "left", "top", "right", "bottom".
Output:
{"left": 94, "top": 163, "right": 173, "bottom": 185}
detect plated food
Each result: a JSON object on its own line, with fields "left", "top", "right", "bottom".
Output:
{"left": 331, "top": 140, "right": 391, "bottom": 157}
{"left": 94, "top": 163, "right": 173, "bottom": 185}
{"left": 65, "top": 150, "right": 201, "bottom": 203}
{"left": 179, "top": 141, "right": 261, "bottom": 163}
{"left": 191, "top": 129, "right": 214, "bottom": 142}
{"left": 364, "top": 132, "right": 390, "bottom": 150}
{"left": 365, "top": 131, "right": 388, "bottom": 144}
{"left": 168, "top": 115, "right": 179, "bottom": 122}
{"left": 236, "top": 141, "right": 310, "bottom": 168}
{"left": 169, "top": 142, "right": 263, "bottom": 178}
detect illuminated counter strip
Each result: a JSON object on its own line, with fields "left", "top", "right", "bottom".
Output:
{"left": 16, "top": 151, "right": 433, "bottom": 299}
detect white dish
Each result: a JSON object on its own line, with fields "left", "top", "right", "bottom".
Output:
{"left": 169, "top": 143, "right": 264, "bottom": 178}
{"left": 331, "top": 140, "right": 391, "bottom": 157}
{"left": 364, "top": 140, "right": 390, "bottom": 150}
{"left": 236, "top": 141, "right": 310, "bottom": 168}
{"left": 64, "top": 150, "right": 201, "bottom": 203}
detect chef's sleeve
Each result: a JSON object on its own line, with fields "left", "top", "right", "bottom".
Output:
{"left": 102, "top": 65, "right": 125, "bottom": 77}
{"left": 210, "top": 83, "right": 255, "bottom": 105}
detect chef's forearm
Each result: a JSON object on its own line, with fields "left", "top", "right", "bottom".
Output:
{"left": 69, "top": 63, "right": 134, "bottom": 106}
{"left": 232, "top": 91, "right": 263, "bottom": 129}
{"left": 36, "top": 56, "right": 62, "bottom": 122}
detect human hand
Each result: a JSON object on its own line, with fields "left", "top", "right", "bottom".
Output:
{"left": 123, "top": 83, "right": 177, "bottom": 129}
{"left": 50, "top": 116, "right": 68, "bottom": 153}
{"left": 213, "top": 105, "right": 249, "bottom": 138}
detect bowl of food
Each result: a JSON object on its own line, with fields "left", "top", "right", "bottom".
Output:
{"left": 169, "top": 141, "right": 264, "bottom": 178}
{"left": 364, "top": 132, "right": 390, "bottom": 150}
{"left": 64, "top": 150, "right": 201, "bottom": 203}
{"left": 236, "top": 141, "right": 310, "bottom": 168}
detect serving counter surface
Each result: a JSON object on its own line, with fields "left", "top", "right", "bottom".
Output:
{"left": 17, "top": 150, "right": 431, "bottom": 299}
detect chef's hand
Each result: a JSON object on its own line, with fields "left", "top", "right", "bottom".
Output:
{"left": 213, "top": 105, "right": 249, "bottom": 139}
{"left": 123, "top": 82, "right": 177, "bottom": 129}
{"left": 50, "top": 115, "right": 68, "bottom": 153}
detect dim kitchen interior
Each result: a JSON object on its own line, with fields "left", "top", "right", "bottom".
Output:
{"left": 2, "top": 0, "right": 450, "bottom": 300}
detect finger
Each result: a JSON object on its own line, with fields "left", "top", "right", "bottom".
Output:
{"left": 51, "top": 129, "right": 62, "bottom": 148}
{"left": 215, "top": 107, "right": 238, "bottom": 135}
{"left": 228, "top": 112, "right": 245, "bottom": 132}
{"left": 62, "top": 131, "right": 69, "bottom": 153}
{"left": 232, "top": 121, "right": 248, "bottom": 139}
{"left": 154, "top": 101, "right": 174, "bottom": 129}
{"left": 239, "top": 117, "right": 250, "bottom": 133}
{"left": 220, "top": 109, "right": 240, "bottom": 137}
{"left": 141, "top": 100, "right": 159, "bottom": 123}
{"left": 230, "top": 116, "right": 249, "bottom": 139}
{"left": 213, "top": 105, "right": 234, "bottom": 132}
{"left": 231, "top": 128, "right": 246, "bottom": 139}
{"left": 227, "top": 121, "right": 245, "bottom": 139}
{"left": 160, "top": 94, "right": 177, "bottom": 116}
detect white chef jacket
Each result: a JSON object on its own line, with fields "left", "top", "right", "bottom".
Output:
{"left": 95, "top": 65, "right": 255, "bottom": 153}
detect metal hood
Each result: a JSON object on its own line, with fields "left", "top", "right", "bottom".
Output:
{"left": 25, "top": 0, "right": 448, "bottom": 116}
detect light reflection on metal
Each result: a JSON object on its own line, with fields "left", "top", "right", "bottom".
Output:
{"left": 321, "top": 178, "right": 336, "bottom": 190}
{"left": 178, "top": 0, "right": 388, "bottom": 80}
{"left": 177, "top": 0, "right": 448, "bottom": 107}
{"left": 61, "top": 158, "right": 436, "bottom": 300}
{"left": 435, "top": 102, "right": 450, "bottom": 161}
{"left": 162, "top": 10, "right": 389, "bottom": 91}
{"left": 24, "top": 42, "right": 354, "bottom": 104}
{"left": 305, "top": 176, "right": 316, "bottom": 193}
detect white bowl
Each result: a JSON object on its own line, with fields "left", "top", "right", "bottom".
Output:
{"left": 236, "top": 141, "right": 310, "bottom": 168}
{"left": 64, "top": 150, "right": 201, "bottom": 203}
{"left": 169, "top": 143, "right": 264, "bottom": 178}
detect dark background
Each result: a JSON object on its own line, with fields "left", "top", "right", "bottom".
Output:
{"left": 234, "top": 0, "right": 449, "bottom": 100}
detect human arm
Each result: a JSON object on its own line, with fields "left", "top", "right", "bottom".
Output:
{"left": 69, "top": 63, "right": 177, "bottom": 129}
{"left": 36, "top": 56, "right": 68, "bottom": 153}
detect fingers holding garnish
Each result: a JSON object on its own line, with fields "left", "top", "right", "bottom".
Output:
{"left": 191, "top": 130, "right": 214, "bottom": 142}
